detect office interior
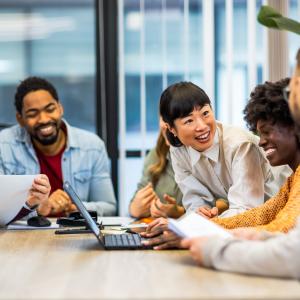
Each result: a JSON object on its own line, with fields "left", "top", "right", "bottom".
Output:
{"left": 0, "top": 0, "right": 299, "bottom": 216}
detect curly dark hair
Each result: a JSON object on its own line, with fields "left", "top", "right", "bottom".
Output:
{"left": 15, "top": 76, "right": 59, "bottom": 114}
{"left": 243, "top": 78, "right": 294, "bottom": 132}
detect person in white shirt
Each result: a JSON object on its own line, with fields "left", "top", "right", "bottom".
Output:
{"left": 178, "top": 51, "right": 300, "bottom": 280}
{"left": 159, "top": 81, "right": 290, "bottom": 218}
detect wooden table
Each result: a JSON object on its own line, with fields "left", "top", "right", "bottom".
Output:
{"left": 0, "top": 229, "right": 300, "bottom": 300}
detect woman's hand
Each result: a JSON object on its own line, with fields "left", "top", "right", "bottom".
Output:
{"left": 196, "top": 206, "right": 218, "bottom": 219}
{"left": 150, "top": 194, "right": 185, "bottom": 218}
{"left": 129, "top": 183, "right": 158, "bottom": 218}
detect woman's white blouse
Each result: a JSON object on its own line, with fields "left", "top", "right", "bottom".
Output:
{"left": 170, "top": 122, "right": 291, "bottom": 217}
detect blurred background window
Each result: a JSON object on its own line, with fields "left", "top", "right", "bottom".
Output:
{"left": 118, "top": 0, "right": 298, "bottom": 215}
{"left": 0, "top": 0, "right": 96, "bottom": 132}
{"left": 0, "top": 0, "right": 298, "bottom": 215}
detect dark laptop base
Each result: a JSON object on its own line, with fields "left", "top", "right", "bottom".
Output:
{"left": 103, "top": 233, "right": 149, "bottom": 250}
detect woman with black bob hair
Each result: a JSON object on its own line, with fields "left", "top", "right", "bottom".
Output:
{"left": 160, "top": 82, "right": 211, "bottom": 147}
{"left": 159, "top": 81, "right": 291, "bottom": 218}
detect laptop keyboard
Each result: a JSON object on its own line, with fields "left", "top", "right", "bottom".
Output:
{"left": 104, "top": 233, "right": 143, "bottom": 249}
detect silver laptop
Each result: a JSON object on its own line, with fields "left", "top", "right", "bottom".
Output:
{"left": 63, "top": 181, "right": 150, "bottom": 250}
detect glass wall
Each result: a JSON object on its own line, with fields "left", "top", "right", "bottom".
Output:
{"left": 119, "top": 0, "right": 204, "bottom": 214}
{"left": 118, "top": 0, "right": 299, "bottom": 215}
{"left": 289, "top": 0, "right": 300, "bottom": 72}
{"left": 0, "top": 0, "right": 96, "bottom": 132}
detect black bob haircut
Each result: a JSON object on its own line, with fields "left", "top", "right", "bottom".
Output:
{"left": 15, "top": 76, "right": 59, "bottom": 114}
{"left": 159, "top": 81, "right": 211, "bottom": 147}
{"left": 243, "top": 78, "right": 294, "bottom": 132}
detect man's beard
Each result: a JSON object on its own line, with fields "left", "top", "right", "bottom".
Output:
{"left": 30, "top": 121, "right": 61, "bottom": 146}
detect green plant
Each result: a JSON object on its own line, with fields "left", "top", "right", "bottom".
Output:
{"left": 257, "top": 5, "right": 300, "bottom": 35}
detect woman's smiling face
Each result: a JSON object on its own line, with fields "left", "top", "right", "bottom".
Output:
{"left": 257, "top": 119, "right": 298, "bottom": 167}
{"left": 169, "top": 105, "right": 216, "bottom": 152}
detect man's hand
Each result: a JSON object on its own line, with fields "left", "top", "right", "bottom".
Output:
{"left": 38, "top": 189, "right": 75, "bottom": 216}
{"left": 196, "top": 206, "right": 218, "bottom": 219}
{"left": 150, "top": 194, "right": 185, "bottom": 218}
{"left": 26, "top": 174, "right": 50, "bottom": 208}
{"left": 142, "top": 230, "right": 183, "bottom": 250}
{"left": 140, "top": 217, "right": 182, "bottom": 250}
{"left": 181, "top": 236, "right": 210, "bottom": 265}
{"left": 130, "top": 183, "right": 158, "bottom": 218}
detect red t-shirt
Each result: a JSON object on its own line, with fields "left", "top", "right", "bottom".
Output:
{"left": 35, "top": 146, "right": 65, "bottom": 195}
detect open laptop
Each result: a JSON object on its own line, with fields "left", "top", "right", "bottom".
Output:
{"left": 63, "top": 181, "right": 151, "bottom": 250}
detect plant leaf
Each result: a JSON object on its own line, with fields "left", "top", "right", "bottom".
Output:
{"left": 257, "top": 5, "right": 300, "bottom": 35}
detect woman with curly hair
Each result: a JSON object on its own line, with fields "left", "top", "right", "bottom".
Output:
{"left": 142, "top": 78, "right": 300, "bottom": 251}
{"left": 210, "top": 77, "right": 300, "bottom": 233}
{"left": 181, "top": 67, "right": 300, "bottom": 280}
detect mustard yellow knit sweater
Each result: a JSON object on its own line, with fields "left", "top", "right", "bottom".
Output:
{"left": 213, "top": 166, "right": 300, "bottom": 233}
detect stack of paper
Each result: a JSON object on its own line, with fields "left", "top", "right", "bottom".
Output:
{"left": 168, "top": 212, "right": 232, "bottom": 238}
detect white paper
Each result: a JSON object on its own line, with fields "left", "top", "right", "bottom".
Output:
{"left": 168, "top": 212, "right": 232, "bottom": 238}
{"left": 0, "top": 175, "right": 36, "bottom": 226}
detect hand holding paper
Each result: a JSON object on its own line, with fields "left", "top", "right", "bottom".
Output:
{"left": 168, "top": 212, "right": 232, "bottom": 239}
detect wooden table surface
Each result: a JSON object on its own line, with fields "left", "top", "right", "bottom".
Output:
{"left": 0, "top": 229, "right": 300, "bottom": 300}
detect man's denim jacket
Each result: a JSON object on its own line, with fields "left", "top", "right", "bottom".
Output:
{"left": 0, "top": 120, "right": 116, "bottom": 216}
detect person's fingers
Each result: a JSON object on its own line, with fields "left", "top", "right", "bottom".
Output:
{"left": 31, "top": 182, "right": 50, "bottom": 195}
{"left": 143, "top": 193, "right": 157, "bottom": 205}
{"left": 150, "top": 207, "right": 165, "bottom": 218}
{"left": 180, "top": 238, "right": 193, "bottom": 249}
{"left": 58, "top": 190, "right": 72, "bottom": 203}
{"left": 163, "top": 194, "right": 176, "bottom": 204}
{"left": 50, "top": 200, "right": 61, "bottom": 214}
{"left": 29, "top": 190, "right": 48, "bottom": 201}
{"left": 137, "top": 183, "right": 155, "bottom": 198}
{"left": 33, "top": 175, "right": 50, "bottom": 188}
{"left": 153, "top": 232, "right": 182, "bottom": 250}
{"left": 31, "top": 176, "right": 50, "bottom": 194}
{"left": 146, "top": 217, "right": 161, "bottom": 232}
{"left": 153, "top": 240, "right": 179, "bottom": 250}
{"left": 197, "top": 207, "right": 212, "bottom": 218}
{"left": 142, "top": 231, "right": 177, "bottom": 248}
{"left": 49, "top": 194, "right": 70, "bottom": 211}
{"left": 211, "top": 207, "right": 218, "bottom": 217}
{"left": 141, "top": 234, "right": 166, "bottom": 247}
{"left": 152, "top": 200, "right": 167, "bottom": 218}
{"left": 35, "top": 174, "right": 50, "bottom": 184}
{"left": 146, "top": 217, "right": 168, "bottom": 233}
{"left": 154, "top": 198, "right": 166, "bottom": 210}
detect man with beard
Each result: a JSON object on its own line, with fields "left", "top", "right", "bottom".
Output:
{"left": 0, "top": 77, "right": 116, "bottom": 217}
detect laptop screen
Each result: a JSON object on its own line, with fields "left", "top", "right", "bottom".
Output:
{"left": 63, "top": 181, "right": 100, "bottom": 237}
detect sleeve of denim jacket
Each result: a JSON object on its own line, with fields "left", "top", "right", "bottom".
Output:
{"left": 82, "top": 141, "right": 117, "bottom": 216}
{"left": 201, "top": 220, "right": 300, "bottom": 279}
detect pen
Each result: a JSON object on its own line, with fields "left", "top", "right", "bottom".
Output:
{"left": 55, "top": 229, "right": 93, "bottom": 235}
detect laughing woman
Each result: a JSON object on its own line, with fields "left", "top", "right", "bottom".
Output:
{"left": 160, "top": 81, "right": 291, "bottom": 217}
